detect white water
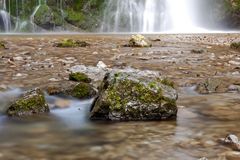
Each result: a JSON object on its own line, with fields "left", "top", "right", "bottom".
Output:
{"left": 102, "top": 0, "right": 208, "bottom": 33}
{"left": 0, "top": 10, "right": 11, "bottom": 31}
{"left": 0, "top": 0, "right": 11, "bottom": 32}
{"left": 101, "top": 0, "right": 144, "bottom": 32}
{"left": 165, "top": 0, "right": 205, "bottom": 33}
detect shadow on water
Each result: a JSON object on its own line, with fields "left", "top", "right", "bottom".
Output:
{"left": 0, "top": 88, "right": 239, "bottom": 159}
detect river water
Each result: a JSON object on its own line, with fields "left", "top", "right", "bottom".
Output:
{"left": 0, "top": 87, "right": 239, "bottom": 160}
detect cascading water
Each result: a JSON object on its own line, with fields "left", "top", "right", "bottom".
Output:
{"left": 164, "top": 0, "right": 204, "bottom": 32}
{"left": 101, "top": 0, "right": 145, "bottom": 32}
{"left": 0, "top": 0, "right": 11, "bottom": 32}
{"left": 101, "top": 0, "right": 207, "bottom": 33}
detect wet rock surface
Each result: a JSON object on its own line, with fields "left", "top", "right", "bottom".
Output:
{"left": 219, "top": 134, "right": 240, "bottom": 151}
{"left": 90, "top": 72, "right": 178, "bottom": 121}
{"left": 6, "top": 88, "right": 49, "bottom": 117}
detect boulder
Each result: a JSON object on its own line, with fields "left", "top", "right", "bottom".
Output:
{"left": 127, "top": 34, "right": 152, "bottom": 47}
{"left": 90, "top": 72, "right": 178, "bottom": 121}
{"left": 7, "top": 88, "right": 49, "bottom": 117}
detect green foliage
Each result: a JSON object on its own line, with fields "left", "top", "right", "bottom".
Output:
{"left": 65, "top": 9, "right": 84, "bottom": 23}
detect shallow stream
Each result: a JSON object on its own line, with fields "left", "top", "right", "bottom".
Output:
{"left": 0, "top": 88, "right": 239, "bottom": 160}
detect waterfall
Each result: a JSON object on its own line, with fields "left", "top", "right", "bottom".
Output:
{"left": 101, "top": 0, "right": 207, "bottom": 33}
{"left": 0, "top": 10, "right": 11, "bottom": 31}
{"left": 164, "top": 0, "right": 204, "bottom": 32}
{"left": 0, "top": 0, "right": 11, "bottom": 32}
{"left": 101, "top": 0, "right": 144, "bottom": 32}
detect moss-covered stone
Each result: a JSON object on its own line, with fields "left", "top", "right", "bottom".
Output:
{"left": 69, "top": 72, "right": 91, "bottom": 83}
{"left": 69, "top": 83, "right": 96, "bottom": 99}
{"left": 0, "top": 42, "right": 6, "bottom": 49}
{"left": 44, "top": 81, "right": 96, "bottom": 99}
{"left": 230, "top": 42, "right": 240, "bottom": 50}
{"left": 7, "top": 88, "right": 49, "bottom": 117}
{"left": 55, "top": 39, "right": 90, "bottom": 48}
{"left": 90, "top": 72, "right": 178, "bottom": 121}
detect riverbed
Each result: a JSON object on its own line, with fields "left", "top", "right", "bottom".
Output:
{"left": 0, "top": 34, "right": 240, "bottom": 160}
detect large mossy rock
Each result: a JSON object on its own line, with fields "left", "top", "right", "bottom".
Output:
{"left": 90, "top": 72, "right": 178, "bottom": 121}
{"left": 7, "top": 88, "right": 49, "bottom": 117}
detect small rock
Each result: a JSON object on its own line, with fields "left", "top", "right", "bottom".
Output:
{"left": 13, "top": 56, "right": 24, "bottom": 61}
{"left": 49, "top": 78, "right": 60, "bottom": 82}
{"left": 229, "top": 61, "right": 240, "bottom": 66}
{"left": 127, "top": 34, "right": 152, "bottom": 47}
{"left": 6, "top": 88, "right": 49, "bottom": 117}
{"left": 232, "top": 71, "right": 240, "bottom": 75}
{"left": 219, "top": 134, "right": 240, "bottom": 151}
{"left": 191, "top": 49, "right": 204, "bottom": 54}
{"left": 228, "top": 85, "right": 240, "bottom": 92}
{"left": 97, "top": 61, "right": 107, "bottom": 69}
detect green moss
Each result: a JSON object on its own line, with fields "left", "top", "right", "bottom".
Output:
{"left": 106, "top": 78, "right": 163, "bottom": 112}
{"left": 71, "top": 83, "right": 93, "bottom": 99}
{"left": 160, "top": 78, "right": 175, "bottom": 88}
{"left": 34, "top": 5, "right": 52, "bottom": 25}
{"left": 65, "top": 9, "right": 84, "bottom": 23}
{"left": 0, "top": 42, "right": 6, "bottom": 49}
{"left": 7, "top": 89, "right": 49, "bottom": 116}
{"left": 69, "top": 72, "right": 91, "bottom": 83}
{"left": 55, "top": 39, "right": 90, "bottom": 48}
{"left": 14, "top": 94, "right": 45, "bottom": 111}
{"left": 230, "top": 42, "right": 240, "bottom": 50}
